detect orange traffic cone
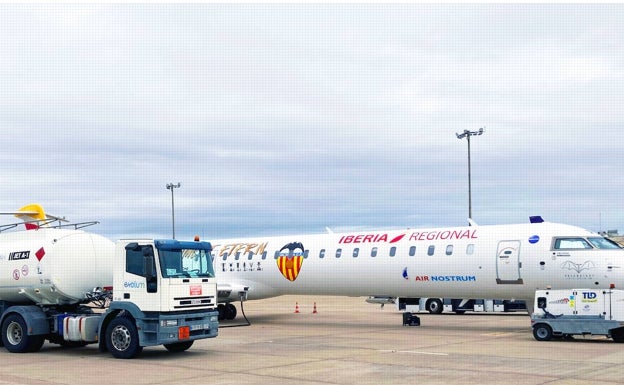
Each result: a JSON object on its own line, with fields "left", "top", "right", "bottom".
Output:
{"left": 312, "top": 302, "right": 318, "bottom": 314}
{"left": 294, "top": 302, "right": 300, "bottom": 313}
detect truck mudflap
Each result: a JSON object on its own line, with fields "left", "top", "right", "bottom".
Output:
{"left": 0, "top": 305, "right": 49, "bottom": 336}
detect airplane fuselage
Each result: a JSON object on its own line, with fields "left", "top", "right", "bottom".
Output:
{"left": 214, "top": 221, "right": 624, "bottom": 306}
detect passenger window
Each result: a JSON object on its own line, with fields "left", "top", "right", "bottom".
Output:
{"left": 353, "top": 248, "right": 359, "bottom": 258}
{"left": 446, "top": 245, "right": 453, "bottom": 256}
{"left": 409, "top": 246, "right": 416, "bottom": 256}
{"left": 261, "top": 251, "right": 267, "bottom": 260}
{"left": 319, "top": 249, "right": 325, "bottom": 259}
{"left": 274, "top": 250, "right": 280, "bottom": 259}
{"left": 304, "top": 250, "right": 309, "bottom": 259}
{"left": 371, "top": 247, "right": 378, "bottom": 257}
{"left": 427, "top": 245, "right": 435, "bottom": 256}
{"left": 247, "top": 251, "right": 254, "bottom": 260}
{"left": 235, "top": 252, "right": 241, "bottom": 260}
{"left": 466, "top": 244, "right": 474, "bottom": 255}
{"left": 336, "top": 248, "right": 342, "bottom": 258}
{"left": 222, "top": 252, "right": 228, "bottom": 261}
{"left": 389, "top": 247, "right": 396, "bottom": 257}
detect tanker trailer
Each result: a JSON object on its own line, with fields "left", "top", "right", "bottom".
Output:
{"left": 0, "top": 227, "right": 219, "bottom": 358}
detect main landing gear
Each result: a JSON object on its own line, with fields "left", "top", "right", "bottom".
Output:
{"left": 217, "top": 303, "right": 237, "bottom": 321}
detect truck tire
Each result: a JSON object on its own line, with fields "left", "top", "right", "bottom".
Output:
{"left": 164, "top": 341, "right": 194, "bottom": 352}
{"left": 532, "top": 323, "right": 553, "bottom": 341}
{"left": 426, "top": 299, "right": 444, "bottom": 314}
{"left": 105, "top": 317, "right": 143, "bottom": 359}
{"left": 1, "top": 314, "right": 45, "bottom": 353}
{"left": 611, "top": 329, "right": 624, "bottom": 343}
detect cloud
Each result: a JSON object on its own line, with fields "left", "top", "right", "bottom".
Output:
{"left": 0, "top": 4, "right": 623, "bottom": 240}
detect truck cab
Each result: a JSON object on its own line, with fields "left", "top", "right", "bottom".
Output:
{"left": 101, "top": 239, "right": 219, "bottom": 357}
{"left": 115, "top": 239, "right": 217, "bottom": 312}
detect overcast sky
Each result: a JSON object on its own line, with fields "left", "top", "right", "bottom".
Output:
{"left": 1, "top": 4, "right": 623, "bottom": 241}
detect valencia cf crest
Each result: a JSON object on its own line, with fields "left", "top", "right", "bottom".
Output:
{"left": 276, "top": 242, "right": 304, "bottom": 281}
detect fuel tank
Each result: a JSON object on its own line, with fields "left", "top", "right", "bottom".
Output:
{"left": 0, "top": 228, "right": 114, "bottom": 305}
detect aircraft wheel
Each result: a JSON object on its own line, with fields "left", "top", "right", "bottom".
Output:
{"left": 426, "top": 299, "right": 443, "bottom": 314}
{"left": 224, "top": 304, "right": 237, "bottom": 320}
{"left": 1, "top": 314, "right": 44, "bottom": 353}
{"left": 532, "top": 323, "right": 553, "bottom": 341}
{"left": 217, "top": 304, "right": 226, "bottom": 321}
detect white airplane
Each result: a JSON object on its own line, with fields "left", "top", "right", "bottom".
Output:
{"left": 213, "top": 217, "right": 624, "bottom": 320}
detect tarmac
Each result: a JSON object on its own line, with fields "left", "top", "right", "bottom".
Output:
{"left": 1, "top": 295, "right": 624, "bottom": 385}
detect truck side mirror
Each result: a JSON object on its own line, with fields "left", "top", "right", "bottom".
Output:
{"left": 142, "top": 247, "right": 158, "bottom": 293}
{"left": 537, "top": 297, "right": 547, "bottom": 309}
{"left": 142, "top": 247, "right": 156, "bottom": 277}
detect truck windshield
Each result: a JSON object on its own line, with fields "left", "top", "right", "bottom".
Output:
{"left": 587, "top": 237, "right": 622, "bottom": 249}
{"left": 158, "top": 249, "right": 216, "bottom": 278}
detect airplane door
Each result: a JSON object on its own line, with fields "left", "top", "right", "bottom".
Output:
{"left": 496, "top": 240, "right": 524, "bottom": 284}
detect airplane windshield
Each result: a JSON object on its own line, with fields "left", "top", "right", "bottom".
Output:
{"left": 587, "top": 237, "right": 622, "bottom": 249}
{"left": 158, "top": 249, "right": 216, "bottom": 278}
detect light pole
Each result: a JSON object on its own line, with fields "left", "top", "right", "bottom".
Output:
{"left": 166, "top": 182, "right": 181, "bottom": 239}
{"left": 455, "top": 128, "right": 484, "bottom": 221}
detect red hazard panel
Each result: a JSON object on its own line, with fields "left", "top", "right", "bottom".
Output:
{"left": 178, "top": 326, "right": 190, "bottom": 340}
{"left": 190, "top": 285, "right": 202, "bottom": 296}
{"left": 35, "top": 247, "right": 45, "bottom": 261}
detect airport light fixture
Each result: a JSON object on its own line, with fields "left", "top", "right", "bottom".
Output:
{"left": 455, "top": 128, "right": 484, "bottom": 221}
{"left": 166, "top": 182, "right": 181, "bottom": 239}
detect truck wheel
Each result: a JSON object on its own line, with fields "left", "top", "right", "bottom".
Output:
{"left": 611, "top": 329, "right": 624, "bottom": 343}
{"left": 105, "top": 317, "right": 143, "bottom": 359}
{"left": 532, "top": 323, "right": 553, "bottom": 341}
{"left": 164, "top": 341, "right": 194, "bottom": 352}
{"left": 426, "top": 299, "right": 443, "bottom": 314}
{"left": 1, "top": 314, "right": 45, "bottom": 353}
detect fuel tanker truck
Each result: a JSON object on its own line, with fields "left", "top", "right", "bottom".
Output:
{"left": 0, "top": 214, "right": 219, "bottom": 358}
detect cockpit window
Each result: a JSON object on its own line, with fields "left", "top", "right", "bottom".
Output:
{"left": 587, "top": 237, "right": 622, "bottom": 249}
{"left": 553, "top": 238, "right": 593, "bottom": 250}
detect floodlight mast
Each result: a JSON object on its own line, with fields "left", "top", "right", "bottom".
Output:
{"left": 166, "top": 182, "right": 181, "bottom": 239}
{"left": 455, "top": 128, "right": 484, "bottom": 221}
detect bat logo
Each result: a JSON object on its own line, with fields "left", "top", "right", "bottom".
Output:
{"left": 560, "top": 260, "right": 596, "bottom": 274}
{"left": 276, "top": 242, "right": 305, "bottom": 282}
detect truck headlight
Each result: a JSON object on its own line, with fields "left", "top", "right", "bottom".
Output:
{"left": 161, "top": 319, "right": 178, "bottom": 327}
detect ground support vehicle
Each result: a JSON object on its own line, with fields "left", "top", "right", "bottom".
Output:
{"left": 390, "top": 297, "right": 526, "bottom": 314}
{"left": 0, "top": 227, "right": 219, "bottom": 358}
{"left": 531, "top": 288, "right": 624, "bottom": 342}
